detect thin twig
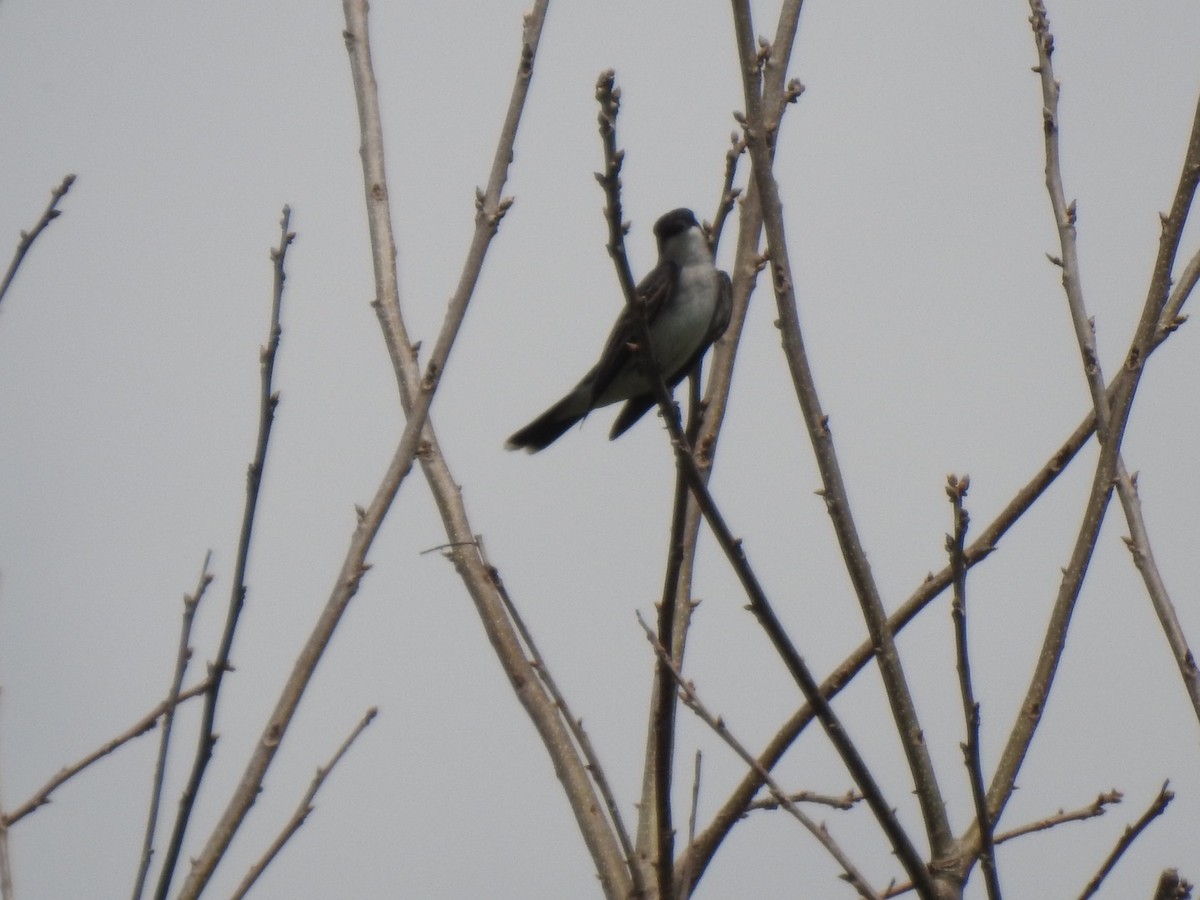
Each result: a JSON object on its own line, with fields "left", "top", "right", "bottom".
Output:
{"left": 745, "top": 789, "right": 860, "bottom": 813}
{"left": 229, "top": 709, "right": 378, "bottom": 900}
{"left": 1077, "top": 782, "right": 1173, "bottom": 900}
{"left": 637, "top": 615, "right": 881, "bottom": 900}
{"left": 593, "top": 70, "right": 731, "bottom": 893}
{"left": 651, "top": 455, "right": 688, "bottom": 900}
{"left": 592, "top": 72, "right": 689, "bottom": 897}
{"left": 993, "top": 790, "right": 1122, "bottom": 844}
{"left": 2, "top": 681, "right": 212, "bottom": 828}
{"left": 1029, "top": 0, "right": 1200, "bottom": 728}
{"left": 729, "top": 1, "right": 944, "bottom": 890}
{"left": 730, "top": 1, "right": 952, "bottom": 870}
{"left": 131, "top": 553, "right": 215, "bottom": 900}
{"left": 708, "top": 133, "right": 745, "bottom": 257}
{"left": 153, "top": 208, "right": 293, "bottom": 900}
{"left": 178, "top": 7, "right": 633, "bottom": 899}
{"left": 665, "top": 35, "right": 803, "bottom": 883}
{"left": 1156, "top": 244, "right": 1199, "bottom": 342}
{"left": 1114, "top": 460, "right": 1200, "bottom": 720}
{"left": 946, "top": 476, "right": 1001, "bottom": 900}
{"left": 677, "top": 751, "right": 703, "bottom": 899}
{"left": 0, "top": 174, "right": 75, "bottom": 313}
{"left": 594, "top": 71, "right": 637, "bottom": 306}
{"left": 985, "top": 4, "right": 1200, "bottom": 838}
{"left": 882, "top": 791, "right": 1123, "bottom": 897}
{"left": 0, "top": 691, "right": 13, "bottom": 900}
{"left": 632, "top": 318, "right": 930, "bottom": 891}
{"left": 484, "top": 545, "right": 642, "bottom": 897}
{"left": 687, "top": 284, "right": 1192, "bottom": 887}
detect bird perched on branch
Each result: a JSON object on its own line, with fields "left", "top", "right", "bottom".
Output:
{"left": 506, "top": 208, "right": 731, "bottom": 453}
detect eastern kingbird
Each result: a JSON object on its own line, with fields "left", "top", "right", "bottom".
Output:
{"left": 506, "top": 207, "right": 731, "bottom": 453}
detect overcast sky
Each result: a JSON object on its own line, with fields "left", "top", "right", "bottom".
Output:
{"left": 3, "top": 1, "right": 1200, "bottom": 897}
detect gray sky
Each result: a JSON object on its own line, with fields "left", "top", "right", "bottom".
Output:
{"left": 2, "top": 1, "right": 1199, "bottom": 897}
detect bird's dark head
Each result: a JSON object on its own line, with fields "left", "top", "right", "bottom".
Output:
{"left": 653, "top": 208, "right": 699, "bottom": 248}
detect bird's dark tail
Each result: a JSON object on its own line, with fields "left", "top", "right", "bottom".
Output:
{"left": 608, "top": 393, "right": 659, "bottom": 440}
{"left": 506, "top": 393, "right": 588, "bottom": 453}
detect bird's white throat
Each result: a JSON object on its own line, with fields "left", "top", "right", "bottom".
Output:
{"left": 663, "top": 226, "right": 714, "bottom": 267}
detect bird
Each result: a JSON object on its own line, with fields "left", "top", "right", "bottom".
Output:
{"left": 506, "top": 207, "right": 731, "bottom": 453}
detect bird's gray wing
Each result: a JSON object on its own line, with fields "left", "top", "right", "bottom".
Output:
{"left": 582, "top": 260, "right": 679, "bottom": 404}
{"left": 607, "top": 267, "right": 727, "bottom": 440}
{"left": 707, "top": 270, "right": 733, "bottom": 345}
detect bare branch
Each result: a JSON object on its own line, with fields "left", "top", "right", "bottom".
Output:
{"left": 745, "top": 789, "right": 861, "bottom": 814}
{"left": 677, "top": 751, "right": 703, "bottom": 899}
{"left": 2, "top": 680, "right": 211, "bottom": 828}
{"left": 131, "top": 552, "right": 215, "bottom": 900}
{"left": 0, "top": 174, "right": 75, "bottom": 313}
{"left": 993, "top": 790, "right": 1122, "bottom": 844}
{"left": 638, "top": 615, "right": 881, "bottom": 900}
{"left": 946, "top": 476, "right": 1001, "bottom": 900}
{"left": 0, "top": 691, "right": 14, "bottom": 900}
{"left": 651, "top": 458, "right": 688, "bottom": 899}
{"left": 707, "top": 133, "right": 745, "bottom": 257}
{"left": 987, "top": 4, "right": 1200, "bottom": 832}
{"left": 686, "top": 339, "right": 1184, "bottom": 886}
{"left": 664, "top": 30, "right": 805, "bottom": 852}
{"left": 1028, "top": 0, "right": 1200, "bottom": 729}
{"left": 1078, "top": 782, "right": 1173, "bottom": 900}
{"left": 229, "top": 709, "right": 378, "bottom": 900}
{"left": 592, "top": 73, "right": 684, "bottom": 894}
{"left": 1156, "top": 244, "right": 1199, "bottom": 344}
{"left": 594, "top": 70, "right": 637, "bottom": 305}
{"left": 645, "top": 318, "right": 931, "bottom": 893}
{"left": 1116, "top": 463, "right": 1200, "bottom": 719}
{"left": 693, "top": 315, "right": 1191, "bottom": 881}
{"left": 729, "top": 1, "right": 946, "bottom": 890}
{"left": 627, "top": 291, "right": 925, "bottom": 892}
{"left": 883, "top": 791, "right": 1124, "bottom": 897}
{"left": 176, "top": 7, "right": 637, "bottom": 899}
{"left": 730, "top": 0, "right": 952, "bottom": 867}
{"left": 154, "top": 207, "right": 294, "bottom": 900}
{"left": 484, "top": 544, "right": 642, "bottom": 896}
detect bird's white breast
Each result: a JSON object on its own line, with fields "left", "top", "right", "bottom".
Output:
{"left": 649, "top": 258, "right": 721, "bottom": 375}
